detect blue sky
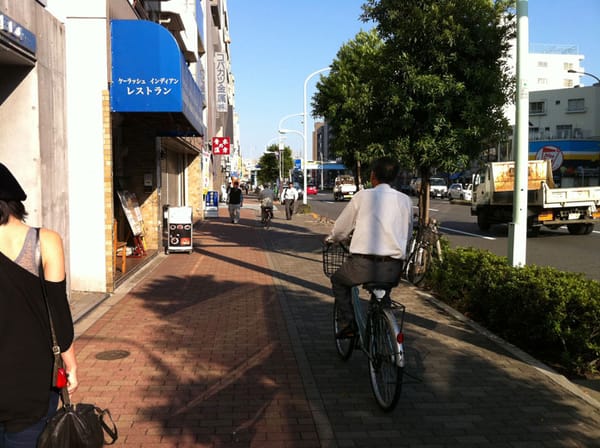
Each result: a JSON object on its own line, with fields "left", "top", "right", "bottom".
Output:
{"left": 228, "top": 0, "right": 600, "bottom": 160}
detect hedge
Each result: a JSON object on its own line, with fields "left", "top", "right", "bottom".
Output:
{"left": 426, "top": 247, "right": 600, "bottom": 376}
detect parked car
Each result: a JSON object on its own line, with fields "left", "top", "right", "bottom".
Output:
{"left": 448, "top": 183, "right": 472, "bottom": 201}
{"left": 306, "top": 184, "right": 318, "bottom": 195}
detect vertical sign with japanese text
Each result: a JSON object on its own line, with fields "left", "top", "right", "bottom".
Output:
{"left": 215, "top": 52, "right": 228, "bottom": 112}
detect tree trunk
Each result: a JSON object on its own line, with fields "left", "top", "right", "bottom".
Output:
{"left": 419, "top": 167, "right": 431, "bottom": 227}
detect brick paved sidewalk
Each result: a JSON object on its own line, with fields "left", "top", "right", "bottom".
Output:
{"left": 73, "top": 201, "right": 320, "bottom": 447}
{"left": 71, "top": 197, "right": 600, "bottom": 447}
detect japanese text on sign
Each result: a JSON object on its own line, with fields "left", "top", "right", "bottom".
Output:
{"left": 212, "top": 137, "right": 230, "bottom": 155}
{"left": 215, "top": 52, "right": 228, "bottom": 112}
{"left": 116, "top": 77, "right": 179, "bottom": 96}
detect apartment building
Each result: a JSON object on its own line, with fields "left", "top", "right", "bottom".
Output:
{"left": 528, "top": 85, "right": 600, "bottom": 187}
{"left": 0, "top": 0, "right": 235, "bottom": 297}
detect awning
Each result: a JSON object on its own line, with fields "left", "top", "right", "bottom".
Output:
{"left": 110, "top": 20, "right": 206, "bottom": 137}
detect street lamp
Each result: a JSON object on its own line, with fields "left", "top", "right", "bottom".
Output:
{"left": 319, "top": 151, "right": 324, "bottom": 190}
{"left": 277, "top": 113, "right": 303, "bottom": 187}
{"left": 303, "top": 67, "right": 331, "bottom": 204}
{"left": 279, "top": 128, "right": 305, "bottom": 195}
{"left": 567, "top": 69, "right": 600, "bottom": 85}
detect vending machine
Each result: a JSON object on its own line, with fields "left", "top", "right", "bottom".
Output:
{"left": 166, "top": 206, "right": 193, "bottom": 254}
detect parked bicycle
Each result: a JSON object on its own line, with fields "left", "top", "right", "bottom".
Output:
{"left": 404, "top": 218, "right": 443, "bottom": 285}
{"left": 323, "top": 242, "right": 406, "bottom": 411}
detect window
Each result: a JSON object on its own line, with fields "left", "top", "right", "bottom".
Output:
{"left": 567, "top": 98, "right": 585, "bottom": 112}
{"left": 556, "top": 125, "right": 572, "bottom": 139}
{"left": 537, "top": 61, "right": 548, "bottom": 68}
{"left": 529, "top": 101, "right": 545, "bottom": 115}
{"left": 564, "top": 79, "right": 574, "bottom": 88}
{"left": 529, "top": 127, "right": 540, "bottom": 140}
{"left": 537, "top": 78, "right": 548, "bottom": 85}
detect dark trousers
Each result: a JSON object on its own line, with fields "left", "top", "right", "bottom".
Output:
{"left": 331, "top": 256, "right": 403, "bottom": 325}
{"left": 0, "top": 391, "right": 59, "bottom": 448}
{"left": 283, "top": 199, "right": 295, "bottom": 219}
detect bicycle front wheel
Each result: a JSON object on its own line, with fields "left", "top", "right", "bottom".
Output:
{"left": 368, "top": 310, "right": 403, "bottom": 411}
{"left": 406, "top": 244, "right": 430, "bottom": 285}
{"left": 333, "top": 302, "right": 355, "bottom": 360}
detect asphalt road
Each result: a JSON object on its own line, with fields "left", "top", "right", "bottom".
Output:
{"left": 308, "top": 191, "right": 600, "bottom": 282}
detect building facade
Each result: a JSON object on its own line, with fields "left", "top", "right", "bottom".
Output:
{"left": 528, "top": 85, "right": 600, "bottom": 187}
{"left": 0, "top": 0, "right": 235, "bottom": 300}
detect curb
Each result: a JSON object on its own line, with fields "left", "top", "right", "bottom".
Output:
{"left": 417, "top": 289, "right": 600, "bottom": 410}
{"left": 310, "top": 210, "right": 600, "bottom": 410}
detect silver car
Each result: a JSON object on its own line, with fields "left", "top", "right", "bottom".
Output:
{"left": 448, "top": 183, "right": 472, "bottom": 201}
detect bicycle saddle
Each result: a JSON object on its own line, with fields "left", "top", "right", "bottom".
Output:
{"left": 362, "top": 282, "right": 395, "bottom": 292}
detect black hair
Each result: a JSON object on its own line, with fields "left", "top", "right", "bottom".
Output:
{"left": 371, "top": 157, "right": 400, "bottom": 184}
{"left": 0, "top": 200, "right": 28, "bottom": 225}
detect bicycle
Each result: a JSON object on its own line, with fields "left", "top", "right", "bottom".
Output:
{"left": 404, "top": 218, "right": 443, "bottom": 285}
{"left": 322, "top": 242, "right": 406, "bottom": 411}
{"left": 260, "top": 206, "right": 273, "bottom": 229}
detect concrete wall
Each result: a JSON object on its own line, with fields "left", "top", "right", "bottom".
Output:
{"left": 64, "top": 12, "right": 110, "bottom": 291}
{"left": 0, "top": 0, "right": 70, "bottom": 265}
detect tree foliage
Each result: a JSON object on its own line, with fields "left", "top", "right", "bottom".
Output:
{"left": 312, "top": 0, "right": 515, "bottom": 223}
{"left": 257, "top": 144, "right": 294, "bottom": 186}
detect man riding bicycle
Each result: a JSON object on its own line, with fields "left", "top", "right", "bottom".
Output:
{"left": 258, "top": 183, "right": 275, "bottom": 223}
{"left": 325, "top": 157, "right": 413, "bottom": 338}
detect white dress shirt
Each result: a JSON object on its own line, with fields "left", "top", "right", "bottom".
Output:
{"left": 328, "top": 183, "right": 413, "bottom": 259}
{"left": 281, "top": 186, "right": 298, "bottom": 202}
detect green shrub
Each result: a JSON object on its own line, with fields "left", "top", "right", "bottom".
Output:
{"left": 427, "top": 247, "right": 600, "bottom": 376}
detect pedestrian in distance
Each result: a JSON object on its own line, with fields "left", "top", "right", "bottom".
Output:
{"left": 0, "top": 163, "right": 79, "bottom": 447}
{"left": 325, "top": 157, "right": 413, "bottom": 338}
{"left": 280, "top": 182, "right": 299, "bottom": 220}
{"left": 227, "top": 180, "right": 243, "bottom": 224}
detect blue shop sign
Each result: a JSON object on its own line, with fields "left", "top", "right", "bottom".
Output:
{"left": 110, "top": 20, "right": 206, "bottom": 136}
{"left": 0, "top": 12, "right": 36, "bottom": 56}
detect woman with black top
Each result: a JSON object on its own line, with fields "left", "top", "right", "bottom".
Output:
{"left": 0, "top": 163, "right": 79, "bottom": 447}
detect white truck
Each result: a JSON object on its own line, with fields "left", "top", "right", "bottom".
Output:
{"left": 471, "top": 159, "right": 600, "bottom": 235}
{"left": 429, "top": 177, "right": 448, "bottom": 199}
{"left": 333, "top": 175, "right": 357, "bottom": 201}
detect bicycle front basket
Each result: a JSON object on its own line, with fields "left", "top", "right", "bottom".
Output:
{"left": 322, "top": 242, "right": 349, "bottom": 277}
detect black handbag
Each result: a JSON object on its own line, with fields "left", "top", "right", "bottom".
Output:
{"left": 36, "top": 229, "right": 118, "bottom": 447}
{"left": 37, "top": 397, "right": 118, "bottom": 448}
{"left": 38, "top": 398, "right": 117, "bottom": 448}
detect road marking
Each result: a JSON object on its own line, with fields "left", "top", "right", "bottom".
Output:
{"left": 440, "top": 226, "right": 497, "bottom": 241}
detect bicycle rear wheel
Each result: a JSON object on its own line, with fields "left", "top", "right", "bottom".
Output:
{"left": 368, "top": 310, "right": 403, "bottom": 411}
{"left": 406, "top": 244, "right": 430, "bottom": 285}
{"left": 333, "top": 302, "right": 355, "bottom": 360}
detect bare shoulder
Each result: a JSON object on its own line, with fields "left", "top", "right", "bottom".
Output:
{"left": 39, "top": 228, "right": 64, "bottom": 249}
{"left": 39, "top": 228, "right": 66, "bottom": 281}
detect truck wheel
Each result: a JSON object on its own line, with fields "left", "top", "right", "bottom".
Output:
{"left": 477, "top": 213, "right": 491, "bottom": 231}
{"left": 583, "top": 224, "right": 594, "bottom": 235}
{"left": 567, "top": 223, "right": 590, "bottom": 235}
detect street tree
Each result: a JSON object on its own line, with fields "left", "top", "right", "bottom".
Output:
{"left": 312, "top": 29, "right": 387, "bottom": 186}
{"left": 257, "top": 144, "right": 294, "bottom": 187}
{"left": 314, "top": 0, "right": 515, "bottom": 225}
